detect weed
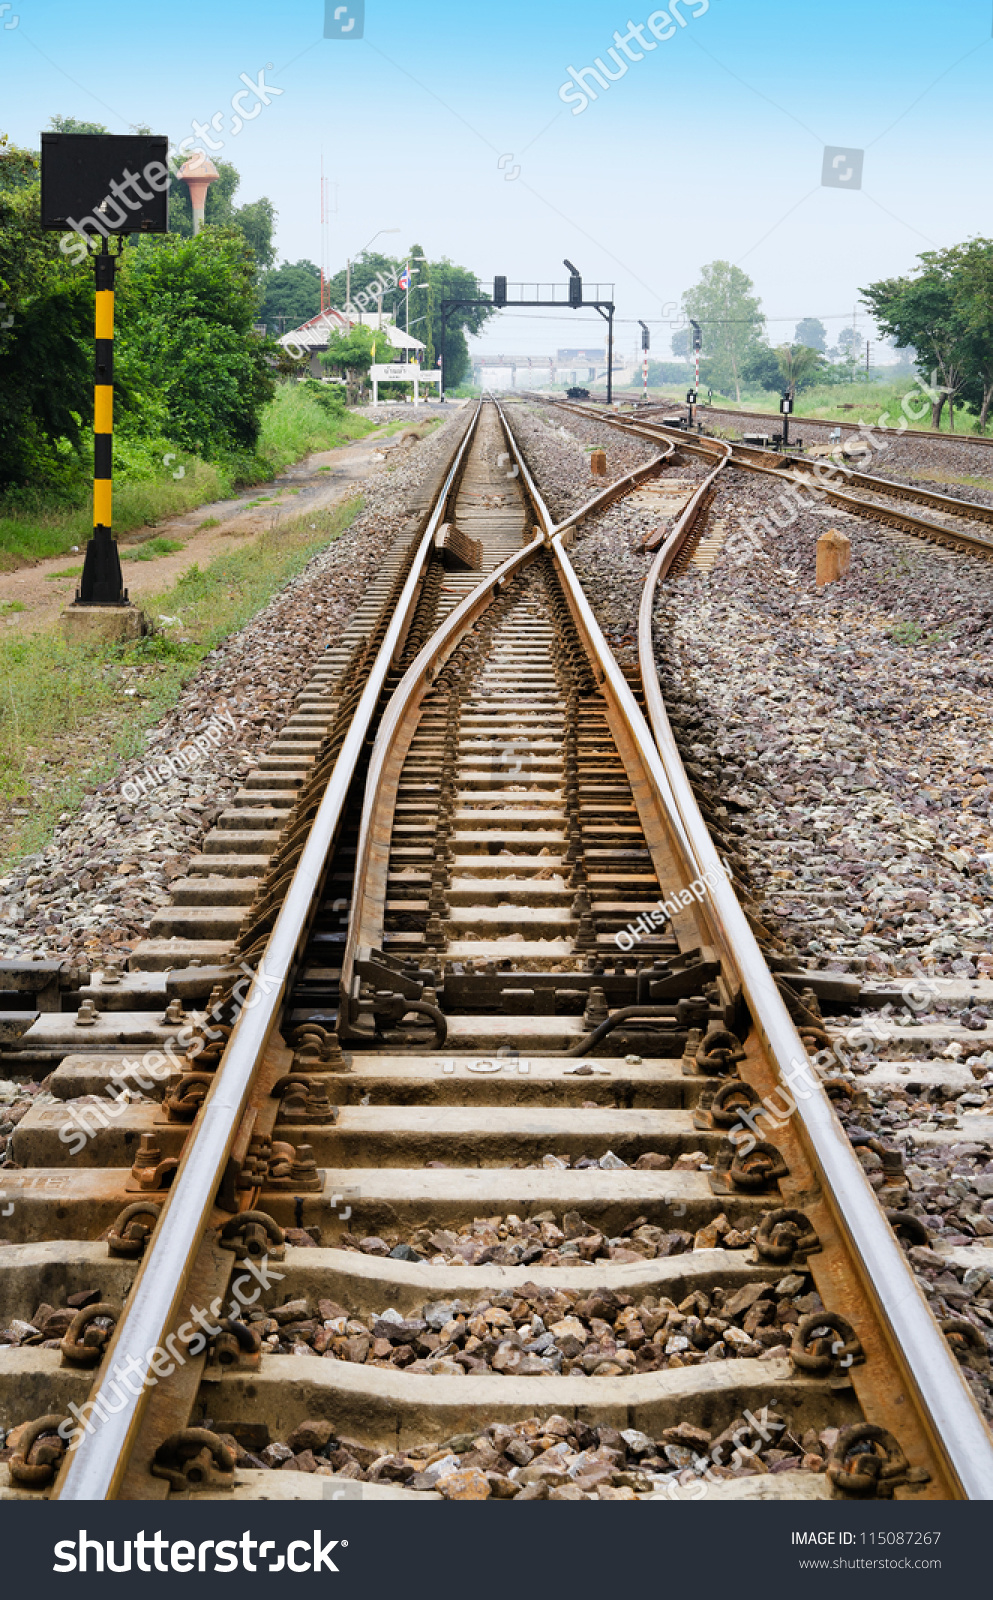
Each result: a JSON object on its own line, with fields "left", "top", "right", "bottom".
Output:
{"left": 121, "top": 538, "right": 186, "bottom": 562}
{"left": 0, "top": 600, "right": 26, "bottom": 615}
{"left": 889, "top": 620, "right": 924, "bottom": 645}
{"left": 1, "top": 495, "right": 363, "bottom": 867}
{"left": 888, "top": 619, "right": 954, "bottom": 647}
{"left": 0, "top": 385, "right": 375, "bottom": 571}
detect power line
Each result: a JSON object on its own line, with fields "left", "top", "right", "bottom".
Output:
{"left": 470, "top": 310, "right": 873, "bottom": 326}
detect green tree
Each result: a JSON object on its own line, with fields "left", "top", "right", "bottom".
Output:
{"left": 259, "top": 259, "right": 322, "bottom": 333}
{"left": 324, "top": 251, "right": 401, "bottom": 318}
{"left": 862, "top": 252, "right": 971, "bottom": 428}
{"left": 429, "top": 258, "right": 495, "bottom": 389}
{"left": 794, "top": 316, "right": 826, "bottom": 352}
{"left": 945, "top": 239, "right": 993, "bottom": 432}
{"left": 740, "top": 344, "right": 783, "bottom": 391}
{"left": 47, "top": 115, "right": 110, "bottom": 135}
{"left": 776, "top": 343, "right": 824, "bottom": 395}
{"left": 680, "top": 261, "right": 764, "bottom": 401}
{"left": 320, "top": 322, "right": 397, "bottom": 404}
{"left": 116, "top": 229, "right": 275, "bottom": 455}
{"left": 231, "top": 197, "right": 276, "bottom": 273}
{"left": 670, "top": 324, "right": 692, "bottom": 360}
{"left": 0, "top": 135, "right": 93, "bottom": 494}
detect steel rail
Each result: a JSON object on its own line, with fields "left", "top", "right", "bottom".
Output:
{"left": 636, "top": 486, "right": 993, "bottom": 1501}
{"left": 585, "top": 396, "right": 993, "bottom": 453}
{"left": 789, "top": 467, "right": 993, "bottom": 525}
{"left": 516, "top": 391, "right": 993, "bottom": 1492}
{"left": 763, "top": 466, "right": 993, "bottom": 557}
{"left": 54, "top": 403, "right": 487, "bottom": 1501}
{"left": 339, "top": 397, "right": 557, "bottom": 1007}
{"left": 683, "top": 400, "right": 993, "bottom": 451}
{"left": 546, "top": 398, "right": 993, "bottom": 559}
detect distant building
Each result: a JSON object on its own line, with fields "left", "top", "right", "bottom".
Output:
{"left": 278, "top": 311, "right": 425, "bottom": 379}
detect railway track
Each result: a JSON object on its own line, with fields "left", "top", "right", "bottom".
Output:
{"left": 543, "top": 398, "right": 993, "bottom": 562}
{"left": 630, "top": 398, "right": 993, "bottom": 453}
{"left": 2, "top": 398, "right": 992, "bottom": 1504}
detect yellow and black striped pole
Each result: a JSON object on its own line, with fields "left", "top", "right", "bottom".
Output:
{"left": 77, "top": 240, "right": 126, "bottom": 605}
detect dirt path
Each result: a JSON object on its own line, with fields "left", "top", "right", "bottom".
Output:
{"left": 0, "top": 433, "right": 394, "bottom": 636}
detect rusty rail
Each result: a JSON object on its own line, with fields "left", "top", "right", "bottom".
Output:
{"left": 634, "top": 451, "right": 993, "bottom": 1501}
{"left": 53, "top": 404, "right": 487, "bottom": 1501}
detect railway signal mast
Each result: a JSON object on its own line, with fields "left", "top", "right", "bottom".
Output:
{"left": 688, "top": 319, "right": 702, "bottom": 424}
{"left": 443, "top": 260, "right": 616, "bottom": 401}
{"left": 40, "top": 133, "right": 169, "bottom": 631}
{"left": 638, "top": 320, "right": 650, "bottom": 402}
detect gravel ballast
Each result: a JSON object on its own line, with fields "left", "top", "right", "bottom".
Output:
{"left": 504, "top": 401, "right": 659, "bottom": 522}
{"left": 0, "top": 412, "right": 471, "bottom": 967}
{"left": 237, "top": 1410, "right": 825, "bottom": 1498}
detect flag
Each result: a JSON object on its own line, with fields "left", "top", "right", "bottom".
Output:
{"left": 398, "top": 270, "right": 411, "bottom": 290}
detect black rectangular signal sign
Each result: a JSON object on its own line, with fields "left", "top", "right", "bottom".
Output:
{"left": 40, "top": 134, "right": 170, "bottom": 234}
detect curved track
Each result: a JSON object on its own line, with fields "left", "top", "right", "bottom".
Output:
{"left": 544, "top": 397, "right": 993, "bottom": 562}
{"left": 2, "top": 400, "right": 992, "bottom": 1504}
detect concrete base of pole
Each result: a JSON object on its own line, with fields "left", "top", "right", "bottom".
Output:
{"left": 60, "top": 604, "right": 149, "bottom": 647}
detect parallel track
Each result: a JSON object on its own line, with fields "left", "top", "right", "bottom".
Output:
{"left": 630, "top": 398, "right": 993, "bottom": 452}
{"left": 543, "top": 397, "right": 993, "bottom": 562}
{"left": 1, "top": 400, "right": 991, "bottom": 1503}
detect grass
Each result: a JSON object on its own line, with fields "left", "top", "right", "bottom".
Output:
{"left": 917, "top": 470, "right": 993, "bottom": 493}
{"left": 198, "top": 516, "right": 221, "bottom": 530}
{"left": 0, "top": 495, "right": 363, "bottom": 868}
{"left": 256, "top": 382, "right": 375, "bottom": 471}
{"left": 0, "top": 600, "right": 25, "bottom": 616}
{"left": 0, "top": 459, "right": 230, "bottom": 571}
{"left": 375, "top": 417, "right": 442, "bottom": 440}
{"left": 0, "top": 384, "right": 377, "bottom": 573}
{"left": 888, "top": 619, "right": 953, "bottom": 647}
{"left": 45, "top": 566, "right": 83, "bottom": 580}
{"left": 639, "top": 378, "right": 990, "bottom": 435}
{"left": 121, "top": 537, "right": 186, "bottom": 562}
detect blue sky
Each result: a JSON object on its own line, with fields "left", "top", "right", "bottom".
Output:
{"left": 3, "top": 0, "right": 992, "bottom": 360}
